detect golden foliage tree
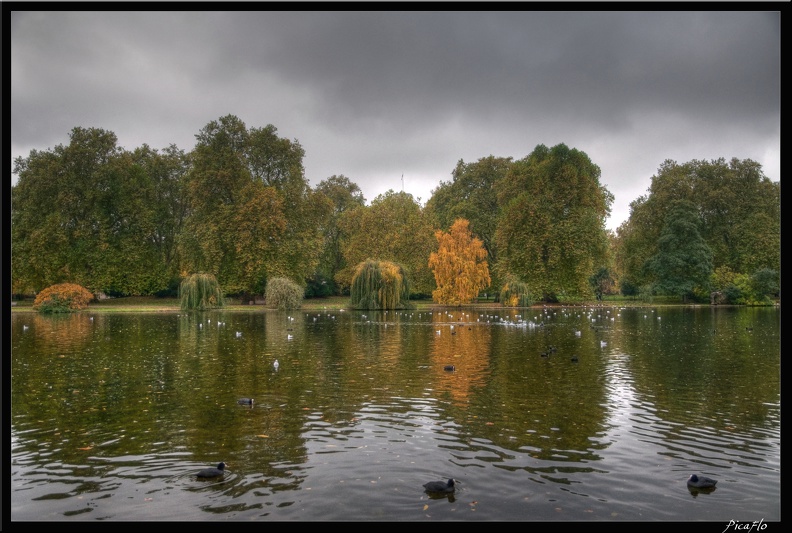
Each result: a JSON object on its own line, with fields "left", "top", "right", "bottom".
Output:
{"left": 428, "top": 219, "right": 491, "bottom": 305}
{"left": 33, "top": 283, "right": 95, "bottom": 313}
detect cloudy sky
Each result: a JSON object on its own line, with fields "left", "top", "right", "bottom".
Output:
{"left": 10, "top": 10, "right": 780, "bottom": 230}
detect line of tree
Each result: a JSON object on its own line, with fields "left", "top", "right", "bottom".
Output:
{"left": 613, "top": 158, "right": 780, "bottom": 304}
{"left": 11, "top": 115, "right": 780, "bottom": 306}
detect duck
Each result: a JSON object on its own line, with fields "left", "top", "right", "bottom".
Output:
{"left": 273, "top": 359, "right": 279, "bottom": 371}
{"left": 687, "top": 474, "right": 717, "bottom": 488}
{"left": 237, "top": 398, "right": 254, "bottom": 406}
{"left": 423, "top": 478, "right": 456, "bottom": 493}
{"left": 571, "top": 355, "right": 579, "bottom": 363}
{"left": 196, "top": 462, "right": 226, "bottom": 479}
{"left": 443, "top": 365, "right": 456, "bottom": 371}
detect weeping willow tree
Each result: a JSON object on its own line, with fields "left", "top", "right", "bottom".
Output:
{"left": 265, "top": 276, "right": 304, "bottom": 310}
{"left": 179, "top": 273, "right": 225, "bottom": 311}
{"left": 350, "top": 259, "right": 413, "bottom": 310}
{"left": 500, "top": 276, "right": 534, "bottom": 307}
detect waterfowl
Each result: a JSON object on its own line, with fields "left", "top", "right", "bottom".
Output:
{"left": 273, "top": 359, "right": 279, "bottom": 371}
{"left": 571, "top": 355, "right": 579, "bottom": 363}
{"left": 443, "top": 365, "right": 456, "bottom": 371}
{"left": 197, "top": 462, "right": 226, "bottom": 479}
{"left": 687, "top": 474, "right": 717, "bottom": 488}
{"left": 237, "top": 398, "right": 254, "bottom": 406}
{"left": 540, "top": 352, "right": 549, "bottom": 358}
{"left": 423, "top": 478, "right": 456, "bottom": 493}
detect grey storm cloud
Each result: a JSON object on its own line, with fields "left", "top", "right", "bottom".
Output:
{"left": 9, "top": 9, "right": 780, "bottom": 230}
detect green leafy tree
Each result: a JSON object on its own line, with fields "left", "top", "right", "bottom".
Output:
{"left": 749, "top": 268, "right": 779, "bottom": 300}
{"left": 711, "top": 265, "right": 738, "bottom": 293}
{"left": 589, "top": 267, "right": 616, "bottom": 300}
{"left": 694, "top": 158, "right": 780, "bottom": 275}
{"left": 247, "top": 124, "right": 330, "bottom": 289}
{"left": 494, "top": 144, "right": 613, "bottom": 302}
{"left": 619, "top": 279, "right": 639, "bottom": 299}
{"left": 428, "top": 218, "right": 491, "bottom": 305}
{"left": 643, "top": 200, "right": 713, "bottom": 302}
{"left": 12, "top": 147, "right": 70, "bottom": 293}
{"left": 337, "top": 190, "right": 435, "bottom": 296}
{"left": 615, "top": 158, "right": 780, "bottom": 291}
{"left": 179, "top": 115, "right": 255, "bottom": 292}
{"left": 313, "top": 175, "right": 366, "bottom": 295}
{"left": 130, "top": 144, "right": 190, "bottom": 295}
{"left": 11, "top": 127, "right": 173, "bottom": 296}
{"left": 425, "top": 156, "right": 511, "bottom": 289}
{"left": 180, "top": 115, "right": 324, "bottom": 298}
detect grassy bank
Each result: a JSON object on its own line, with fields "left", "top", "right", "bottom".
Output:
{"left": 11, "top": 294, "right": 695, "bottom": 314}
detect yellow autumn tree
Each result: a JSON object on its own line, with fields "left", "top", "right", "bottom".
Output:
{"left": 428, "top": 218, "right": 491, "bottom": 305}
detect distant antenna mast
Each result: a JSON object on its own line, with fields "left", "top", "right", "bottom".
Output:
{"left": 401, "top": 174, "right": 404, "bottom": 192}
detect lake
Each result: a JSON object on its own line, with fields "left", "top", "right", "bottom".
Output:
{"left": 9, "top": 305, "right": 780, "bottom": 522}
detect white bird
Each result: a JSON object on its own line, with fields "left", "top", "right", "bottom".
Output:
{"left": 273, "top": 359, "right": 279, "bottom": 371}
{"left": 236, "top": 331, "right": 242, "bottom": 337}
{"left": 287, "top": 334, "right": 293, "bottom": 340}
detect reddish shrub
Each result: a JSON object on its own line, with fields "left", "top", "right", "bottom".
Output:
{"left": 33, "top": 283, "right": 95, "bottom": 313}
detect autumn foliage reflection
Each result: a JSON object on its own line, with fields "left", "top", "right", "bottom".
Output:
{"left": 429, "top": 310, "right": 491, "bottom": 405}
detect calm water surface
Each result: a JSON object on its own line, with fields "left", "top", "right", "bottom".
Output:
{"left": 10, "top": 306, "right": 780, "bottom": 522}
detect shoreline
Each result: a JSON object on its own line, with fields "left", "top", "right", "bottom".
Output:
{"left": 12, "top": 295, "right": 771, "bottom": 314}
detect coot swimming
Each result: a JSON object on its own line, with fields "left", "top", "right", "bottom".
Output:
{"left": 197, "top": 462, "right": 227, "bottom": 479}
{"left": 423, "top": 478, "right": 456, "bottom": 493}
{"left": 687, "top": 474, "right": 717, "bottom": 488}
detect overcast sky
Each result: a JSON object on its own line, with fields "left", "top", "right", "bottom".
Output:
{"left": 10, "top": 10, "right": 780, "bottom": 231}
